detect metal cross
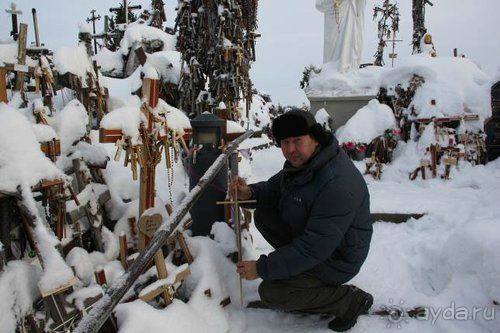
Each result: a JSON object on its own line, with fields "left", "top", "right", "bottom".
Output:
{"left": 86, "top": 9, "right": 101, "bottom": 54}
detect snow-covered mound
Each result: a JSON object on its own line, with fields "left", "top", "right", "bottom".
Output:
{"left": 120, "top": 22, "right": 177, "bottom": 54}
{"left": 155, "top": 99, "right": 191, "bottom": 135}
{"left": 336, "top": 99, "right": 396, "bottom": 144}
{"left": 53, "top": 44, "right": 94, "bottom": 78}
{"left": 142, "top": 51, "right": 182, "bottom": 85}
{"left": 0, "top": 261, "right": 41, "bottom": 333}
{"left": 100, "top": 105, "right": 146, "bottom": 144}
{"left": 94, "top": 48, "right": 124, "bottom": 77}
{"left": 0, "top": 104, "right": 64, "bottom": 193}
{"left": 0, "top": 41, "right": 37, "bottom": 67}
{"left": 238, "top": 93, "right": 273, "bottom": 129}
{"left": 307, "top": 55, "right": 492, "bottom": 120}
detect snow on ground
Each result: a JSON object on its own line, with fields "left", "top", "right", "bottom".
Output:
{"left": 242, "top": 146, "right": 500, "bottom": 333}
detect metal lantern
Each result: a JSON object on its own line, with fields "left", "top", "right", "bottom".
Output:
{"left": 188, "top": 113, "right": 227, "bottom": 236}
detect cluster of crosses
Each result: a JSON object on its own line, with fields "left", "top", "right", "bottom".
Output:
{"left": 175, "top": 0, "right": 259, "bottom": 120}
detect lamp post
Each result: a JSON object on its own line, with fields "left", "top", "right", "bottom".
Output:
{"left": 189, "top": 113, "right": 227, "bottom": 236}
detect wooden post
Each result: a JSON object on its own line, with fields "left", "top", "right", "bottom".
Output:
{"left": 95, "top": 269, "right": 107, "bottom": 286}
{"left": 15, "top": 23, "right": 28, "bottom": 92}
{"left": 119, "top": 233, "right": 128, "bottom": 269}
{"left": 128, "top": 217, "right": 137, "bottom": 241}
{"left": 137, "top": 77, "right": 172, "bottom": 305}
{"left": 0, "top": 247, "right": 5, "bottom": 272}
{"left": 0, "top": 67, "right": 7, "bottom": 103}
{"left": 430, "top": 144, "right": 438, "bottom": 178}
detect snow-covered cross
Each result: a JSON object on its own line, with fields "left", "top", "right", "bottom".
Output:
{"left": 5, "top": 2, "right": 22, "bottom": 40}
{"left": 100, "top": 75, "right": 192, "bottom": 306}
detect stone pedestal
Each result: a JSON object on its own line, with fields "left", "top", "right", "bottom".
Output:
{"left": 308, "top": 95, "right": 375, "bottom": 130}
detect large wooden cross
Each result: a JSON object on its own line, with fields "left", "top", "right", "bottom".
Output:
{"left": 216, "top": 152, "right": 255, "bottom": 306}
{"left": 100, "top": 76, "right": 191, "bottom": 305}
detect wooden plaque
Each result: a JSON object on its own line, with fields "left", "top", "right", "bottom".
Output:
{"left": 138, "top": 213, "right": 163, "bottom": 238}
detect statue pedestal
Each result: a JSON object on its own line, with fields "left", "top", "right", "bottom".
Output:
{"left": 308, "top": 95, "right": 375, "bottom": 130}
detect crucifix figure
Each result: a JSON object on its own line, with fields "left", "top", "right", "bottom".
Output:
{"left": 5, "top": 2, "right": 22, "bottom": 41}
{"left": 315, "top": 0, "right": 367, "bottom": 72}
{"left": 86, "top": 9, "right": 101, "bottom": 55}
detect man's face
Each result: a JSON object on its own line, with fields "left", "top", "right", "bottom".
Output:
{"left": 280, "top": 134, "right": 319, "bottom": 167}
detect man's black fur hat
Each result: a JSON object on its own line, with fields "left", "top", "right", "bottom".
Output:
{"left": 272, "top": 109, "right": 330, "bottom": 147}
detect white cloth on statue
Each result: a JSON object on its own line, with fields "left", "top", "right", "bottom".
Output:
{"left": 316, "top": 0, "right": 366, "bottom": 72}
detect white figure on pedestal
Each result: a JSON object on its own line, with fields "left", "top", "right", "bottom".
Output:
{"left": 316, "top": 0, "right": 367, "bottom": 72}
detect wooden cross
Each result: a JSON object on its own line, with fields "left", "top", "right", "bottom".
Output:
{"left": 15, "top": 23, "right": 28, "bottom": 93}
{"left": 0, "top": 62, "right": 37, "bottom": 103}
{"left": 216, "top": 153, "right": 256, "bottom": 306}
{"left": 86, "top": 9, "right": 101, "bottom": 54}
{"left": 100, "top": 76, "right": 192, "bottom": 306}
{"left": 109, "top": 1, "right": 142, "bottom": 25}
{"left": 5, "top": 2, "right": 22, "bottom": 40}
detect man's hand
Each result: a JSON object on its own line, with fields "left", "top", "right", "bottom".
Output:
{"left": 230, "top": 176, "right": 252, "bottom": 201}
{"left": 237, "top": 260, "right": 259, "bottom": 280}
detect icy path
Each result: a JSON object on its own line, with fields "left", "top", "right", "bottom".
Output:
{"left": 236, "top": 147, "right": 500, "bottom": 333}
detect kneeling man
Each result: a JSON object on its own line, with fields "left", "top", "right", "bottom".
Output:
{"left": 235, "top": 109, "right": 373, "bottom": 332}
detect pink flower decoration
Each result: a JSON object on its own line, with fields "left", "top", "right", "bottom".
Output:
{"left": 345, "top": 141, "right": 356, "bottom": 150}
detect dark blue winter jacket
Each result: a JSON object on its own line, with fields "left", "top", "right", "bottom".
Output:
{"left": 250, "top": 136, "right": 372, "bottom": 285}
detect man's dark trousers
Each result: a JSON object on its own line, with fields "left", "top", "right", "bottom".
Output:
{"left": 254, "top": 207, "right": 359, "bottom": 318}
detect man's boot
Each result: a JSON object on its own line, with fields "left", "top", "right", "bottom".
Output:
{"left": 328, "top": 286, "right": 373, "bottom": 332}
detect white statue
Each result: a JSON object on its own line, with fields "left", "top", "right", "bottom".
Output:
{"left": 316, "top": 0, "right": 367, "bottom": 72}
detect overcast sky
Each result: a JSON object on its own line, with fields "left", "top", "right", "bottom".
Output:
{"left": 1, "top": 0, "right": 499, "bottom": 106}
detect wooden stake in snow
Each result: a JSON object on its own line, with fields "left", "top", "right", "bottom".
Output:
{"left": 15, "top": 23, "right": 28, "bottom": 92}
{"left": 217, "top": 152, "right": 256, "bottom": 307}
{"left": 0, "top": 67, "right": 7, "bottom": 103}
